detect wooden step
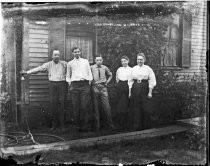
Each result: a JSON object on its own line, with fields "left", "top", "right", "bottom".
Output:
{"left": 177, "top": 117, "right": 205, "bottom": 127}
{"left": 0, "top": 124, "right": 190, "bottom": 156}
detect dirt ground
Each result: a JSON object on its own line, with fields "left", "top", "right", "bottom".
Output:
{"left": 8, "top": 132, "right": 206, "bottom": 165}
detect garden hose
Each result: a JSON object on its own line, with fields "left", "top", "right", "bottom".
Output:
{"left": 0, "top": 134, "right": 18, "bottom": 147}
{"left": 0, "top": 132, "right": 65, "bottom": 147}
{"left": 0, "top": 73, "right": 65, "bottom": 148}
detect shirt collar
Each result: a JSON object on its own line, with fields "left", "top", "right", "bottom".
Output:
{"left": 52, "top": 60, "right": 60, "bottom": 65}
{"left": 96, "top": 64, "right": 102, "bottom": 68}
{"left": 138, "top": 64, "right": 145, "bottom": 68}
{"left": 123, "top": 65, "right": 129, "bottom": 68}
{"left": 74, "top": 57, "right": 81, "bottom": 61}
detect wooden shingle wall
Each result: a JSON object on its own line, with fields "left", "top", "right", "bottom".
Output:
{"left": 28, "top": 21, "right": 50, "bottom": 103}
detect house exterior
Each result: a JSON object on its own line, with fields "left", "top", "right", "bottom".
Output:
{"left": 1, "top": 2, "right": 208, "bottom": 127}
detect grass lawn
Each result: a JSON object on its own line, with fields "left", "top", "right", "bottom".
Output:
{"left": 11, "top": 131, "right": 206, "bottom": 165}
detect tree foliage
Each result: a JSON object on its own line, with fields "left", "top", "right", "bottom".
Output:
{"left": 96, "top": 17, "right": 169, "bottom": 80}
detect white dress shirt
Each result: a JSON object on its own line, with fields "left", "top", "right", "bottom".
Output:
{"left": 129, "top": 64, "right": 156, "bottom": 89}
{"left": 116, "top": 66, "right": 132, "bottom": 83}
{"left": 27, "top": 60, "right": 67, "bottom": 81}
{"left": 66, "top": 57, "right": 93, "bottom": 83}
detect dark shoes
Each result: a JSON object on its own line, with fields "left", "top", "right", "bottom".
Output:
{"left": 50, "top": 126, "right": 56, "bottom": 131}
{"left": 60, "top": 127, "right": 66, "bottom": 133}
{"left": 50, "top": 126, "right": 66, "bottom": 133}
{"left": 105, "top": 124, "right": 116, "bottom": 131}
{"left": 92, "top": 127, "right": 100, "bottom": 133}
{"left": 79, "top": 126, "right": 92, "bottom": 132}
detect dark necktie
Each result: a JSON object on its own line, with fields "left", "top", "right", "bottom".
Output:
{"left": 98, "top": 67, "right": 100, "bottom": 80}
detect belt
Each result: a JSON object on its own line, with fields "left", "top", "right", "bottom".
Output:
{"left": 49, "top": 81, "right": 65, "bottom": 83}
{"left": 92, "top": 82, "right": 106, "bottom": 86}
{"left": 72, "top": 80, "right": 89, "bottom": 84}
{"left": 72, "top": 80, "right": 88, "bottom": 83}
{"left": 118, "top": 80, "right": 128, "bottom": 83}
{"left": 133, "top": 79, "right": 148, "bottom": 83}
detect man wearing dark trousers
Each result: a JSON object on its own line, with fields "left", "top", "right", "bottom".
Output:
{"left": 66, "top": 47, "right": 93, "bottom": 132}
{"left": 91, "top": 55, "right": 115, "bottom": 131}
{"left": 22, "top": 50, "right": 67, "bottom": 132}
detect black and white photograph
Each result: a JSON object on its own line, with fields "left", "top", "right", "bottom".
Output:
{"left": 0, "top": 1, "right": 208, "bottom": 165}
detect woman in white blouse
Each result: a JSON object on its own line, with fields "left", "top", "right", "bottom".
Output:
{"left": 129, "top": 53, "right": 156, "bottom": 131}
{"left": 115, "top": 56, "right": 132, "bottom": 129}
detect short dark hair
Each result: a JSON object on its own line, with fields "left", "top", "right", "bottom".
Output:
{"left": 71, "top": 47, "right": 81, "bottom": 52}
{"left": 95, "top": 54, "right": 103, "bottom": 59}
{"left": 121, "top": 56, "right": 129, "bottom": 61}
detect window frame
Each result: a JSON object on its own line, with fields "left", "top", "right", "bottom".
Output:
{"left": 161, "top": 13, "right": 191, "bottom": 69}
{"left": 65, "top": 22, "right": 96, "bottom": 63}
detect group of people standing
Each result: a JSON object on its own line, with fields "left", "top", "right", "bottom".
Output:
{"left": 22, "top": 47, "right": 156, "bottom": 133}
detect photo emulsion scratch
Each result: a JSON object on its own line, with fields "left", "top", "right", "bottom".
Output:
{"left": 0, "top": 1, "right": 208, "bottom": 165}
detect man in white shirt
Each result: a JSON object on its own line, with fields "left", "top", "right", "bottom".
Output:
{"left": 66, "top": 47, "right": 93, "bottom": 132}
{"left": 129, "top": 53, "right": 156, "bottom": 130}
{"left": 21, "top": 50, "right": 67, "bottom": 132}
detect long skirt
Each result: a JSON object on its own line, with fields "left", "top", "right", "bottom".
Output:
{"left": 116, "top": 80, "right": 130, "bottom": 129}
{"left": 129, "top": 81, "right": 151, "bottom": 130}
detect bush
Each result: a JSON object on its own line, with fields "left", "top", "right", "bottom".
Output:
{"left": 96, "top": 17, "right": 167, "bottom": 76}
{"left": 0, "top": 92, "right": 11, "bottom": 121}
{"left": 156, "top": 70, "right": 206, "bottom": 119}
{"left": 184, "top": 119, "right": 206, "bottom": 150}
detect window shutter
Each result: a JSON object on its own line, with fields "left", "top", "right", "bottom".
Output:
{"left": 49, "top": 18, "right": 65, "bottom": 60}
{"left": 181, "top": 15, "right": 191, "bottom": 67}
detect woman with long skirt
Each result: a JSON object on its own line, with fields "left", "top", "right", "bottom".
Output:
{"left": 129, "top": 53, "right": 156, "bottom": 130}
{"left": 116, "top": 56, "right": 132, "bottom": 130}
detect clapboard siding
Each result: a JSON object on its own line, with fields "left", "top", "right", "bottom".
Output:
{"left": 29, "top": 48, "right": 48, "bottom": 53}
{"left": 29, "top": 80, "right": 49, "bottom": 84}
{"left": 29, "top": 53, "right": 48, "bottom": 57}
{"left": 29, "top": 38, "right": 48, "bottom": 43}
{"left": 191, "top": 45, "right": 206, "bottom": 50}
{"left": 191, "top": 49, "right": 206, "bottom": 53}
{"left": 29, "top": 29, "right": 49, "bottom": 34}
{"left": 29, "top": 43, "right": 48, "bottom": 48}
{"left": 29, "top": 57, "right": 49, "bottom": 62}
{"left": 29, "top": 34, "right": 48, "bottom": 39}
{"left": 191, "top": 35, "right": 206, "bottom": 40}
{"left": 29, "top": 62, "right": 47, "bottom": 67}
{"left": 30, "top": 98, "right": 49, "bottom": 102}
{"left": 28, "top": 22, "right": 50, "bottom": 102}
{"left": 29, "top": 85, "right": 49, "bottom": 89}
{"left": 29, "top": 24, "right": 49, "bottom": 29}
{"left": 178, "top": 1, "right": 207, "bottom": 80}
{"left": 29, "top": 75, "right": 49, "bottom": 80}
{"left": 29, "top": 89, "right": 49, "bottom": 93}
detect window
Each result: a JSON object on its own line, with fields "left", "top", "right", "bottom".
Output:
{"left": 161, "top": 13, "right": 191, "bottom": 68}
{"left": 65, "top": 23, "right": 95, "bottom": 63}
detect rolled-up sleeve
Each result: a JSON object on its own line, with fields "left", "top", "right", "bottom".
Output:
{"left": 66, "top": 62, "right": 72, "bottom": 83}
{"left": 105, "top": 66, "right": 112, "bottom": 77}
{"left": 116, "top": 69, "right": 119, "bottom": 83}
{"left": 86, "top": 61, "right": 93, "bottom": 81}
{"left": 27, "top": 62, "right": 49, "bottom": 74}
{"left": 148, "top": 68, "right": 156, "bottom": 89}
{"left": 63, "top": 61, "right": 67, "bottom": 78}
{"left": 127, "top": 68, "right": 133, "bottom": 89}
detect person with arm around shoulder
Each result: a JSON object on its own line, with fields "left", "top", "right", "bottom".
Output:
{"left": 21, "top": 50, "right": 67, "bottom": 133}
